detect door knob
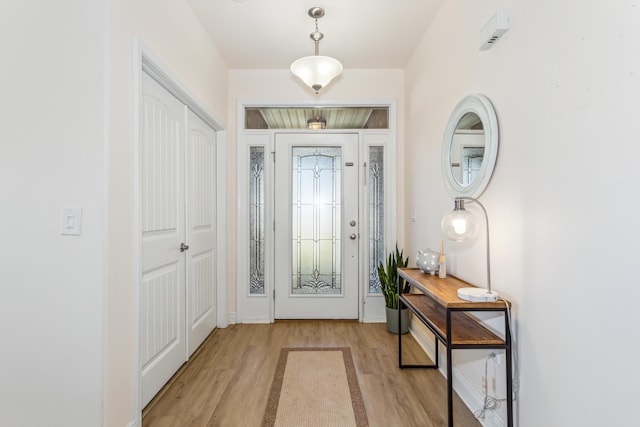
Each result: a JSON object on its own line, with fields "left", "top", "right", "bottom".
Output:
{"left": 349, "top": 234, "right": 357, "bottom": 240}
{"left": 180, "top": 243, "right": 189, "bottom": 252}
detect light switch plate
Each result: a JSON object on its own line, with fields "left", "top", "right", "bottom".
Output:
{"left": 61, "top": 207, "right": 82, "bottom": 236}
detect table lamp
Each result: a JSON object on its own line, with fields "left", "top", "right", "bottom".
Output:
{"left": 441, "top": 197, "right": 498, "bottom": 302}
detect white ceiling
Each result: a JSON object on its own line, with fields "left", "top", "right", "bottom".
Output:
{"left": 187, "top": 0, "right": 444, "bottom": 69}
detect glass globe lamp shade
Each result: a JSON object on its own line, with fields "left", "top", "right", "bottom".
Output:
{"left": 291, "top": 55, "right": 343, "bottom": 93}
{"left": 441, "top": 207, "right": 478, "bottom": 241}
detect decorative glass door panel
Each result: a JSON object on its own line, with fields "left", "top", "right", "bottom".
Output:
{"left": 274, "top": 134, "right": 359, "bottom": 319}
{"left": 249, "top": 147, "right": 265, "bottom": 295}
{"left": 368, "top": 146, "right": 384, "bottom": 294}
{"left": 291, "top": 147, "right": 342, "bottom": 295}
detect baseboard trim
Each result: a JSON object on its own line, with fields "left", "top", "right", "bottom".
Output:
{"left": 240, "top": 317, "right": 271, "bottom": 324}
{"left": 409, "top": 323, "right": 507, "bottom": 427}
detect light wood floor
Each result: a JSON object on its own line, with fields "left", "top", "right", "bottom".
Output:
{"left": 142, "top": 321, "right": 481, "bottom": 427}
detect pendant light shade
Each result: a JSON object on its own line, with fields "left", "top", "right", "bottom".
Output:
{"left": 291, "top": 55, "right": 343, "bottom": 94}
{"left": 291, "top": 7, "right": 343, "bottom": 94}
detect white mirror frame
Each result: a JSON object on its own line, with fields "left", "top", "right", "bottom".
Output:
{"left": 441, "top": 94, "right": 498, "bottom": 198}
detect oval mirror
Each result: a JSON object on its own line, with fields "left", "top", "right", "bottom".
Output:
{"left": 441, "top": 94, "right": 498, "bottom": 198}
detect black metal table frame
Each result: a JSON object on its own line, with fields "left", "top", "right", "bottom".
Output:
{"left": 398, "top": 294, "right": 513, "bottom": 427}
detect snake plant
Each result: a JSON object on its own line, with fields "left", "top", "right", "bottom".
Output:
{"left": 377, "top": 244, "right": 409, "bottom": 309}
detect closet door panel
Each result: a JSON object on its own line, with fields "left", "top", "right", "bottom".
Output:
{"left": 186, "top": 110, "right": 217, "bottom": 356}
{"left": 140, "top": 72, "right": 186, "bottom": 408}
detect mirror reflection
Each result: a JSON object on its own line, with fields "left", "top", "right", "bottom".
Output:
{"left": 450, "top": 112, "right": 485, "bottom": 187}
{"left": 441, "top": 94, "right": 498, "bottom": 198}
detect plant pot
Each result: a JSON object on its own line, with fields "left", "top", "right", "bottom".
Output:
{"left": 386, "top": 306, "right": 410, "bottom": 335}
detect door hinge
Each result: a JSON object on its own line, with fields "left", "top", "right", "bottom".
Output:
{"left": 271, "top": 150, "right": 276, "bottom": 163}
{"left": 273, "top": 289, "right": 276, "bottom": 299}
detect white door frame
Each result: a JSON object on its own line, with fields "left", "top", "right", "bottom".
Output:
{"left": 132, "top": 41, "right": 228, "bottom": 422}
{"left": 236, "top": 100, "right": 397, "bottom": 325}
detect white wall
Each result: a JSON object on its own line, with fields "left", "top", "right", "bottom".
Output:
{"left": 0, "top": 1, "right": 107, "bottom": 426}
{"left": 107, "top": 0, "right": 228, "bottom": 425}
{"left": 7, "top": 0, "right": 638, "bottom": 424}
{"left": 227, "top": 69, "right": 405, "bottom": 317}
{"left": 0, "top": 1, "right": 228, "bottom": 426}
{"left": 405, "top": 0, "right": 640, "bottom": 425}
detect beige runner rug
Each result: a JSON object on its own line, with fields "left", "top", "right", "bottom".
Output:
{"left": 263, "top": 347, "right": 369, "bottom": 427}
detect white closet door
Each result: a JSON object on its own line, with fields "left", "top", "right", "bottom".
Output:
{"left": 140, "top": 73, "right": 187, "bottom": 408}
{"left": 186, "top": 110, "right": 217, "bottom": 356}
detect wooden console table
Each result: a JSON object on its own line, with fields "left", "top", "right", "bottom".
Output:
{"left": 397, "top": 268, "right": 513, "bottom": 427}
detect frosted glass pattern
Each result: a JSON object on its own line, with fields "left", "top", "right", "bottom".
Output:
{"left": 369, "top": 146, "right": 385, "bottom": 293}
{"left": 249, "top": 147, "right": 265, "bottom": 294}
{"left": 291, "top": 147, "right": 342, "bottom": 295}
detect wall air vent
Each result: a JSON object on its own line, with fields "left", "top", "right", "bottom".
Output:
{"left": 479, "top": 9, "right": 510, "bottom": 51}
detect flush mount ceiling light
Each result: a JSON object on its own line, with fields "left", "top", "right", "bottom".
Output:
{"left": 290, "top": 7, "right": 343, "bottom": 94}
{"left": 307, "top": 115, "right": 327, "bottom": 129}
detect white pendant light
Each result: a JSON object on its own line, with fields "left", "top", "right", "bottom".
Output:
{"left": 291, "top": 7, "right": 343, "bottom": 94}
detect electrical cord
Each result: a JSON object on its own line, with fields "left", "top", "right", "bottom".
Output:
{"left": 475, "top": 297, "right": 519, "bottom": 421}
{"left": 499, "top": 296, "right": 520, "bottom": 402}
{"left": 474, "top": 353, "right": 506, "bottom": 420}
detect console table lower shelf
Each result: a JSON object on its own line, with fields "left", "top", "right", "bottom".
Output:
{"left": 397, "top": 268, "right": 513, "bottom": 427}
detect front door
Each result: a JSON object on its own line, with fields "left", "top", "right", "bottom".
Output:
{"left": 274, "top": 133, "right": 359, "bottom": 319}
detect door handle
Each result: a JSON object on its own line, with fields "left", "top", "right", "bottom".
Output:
{"left": 180, "top": 243, "right": 190, "bottom": 252}
{"left": 349, "top": 234, "right": 357, "bottom": 240}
